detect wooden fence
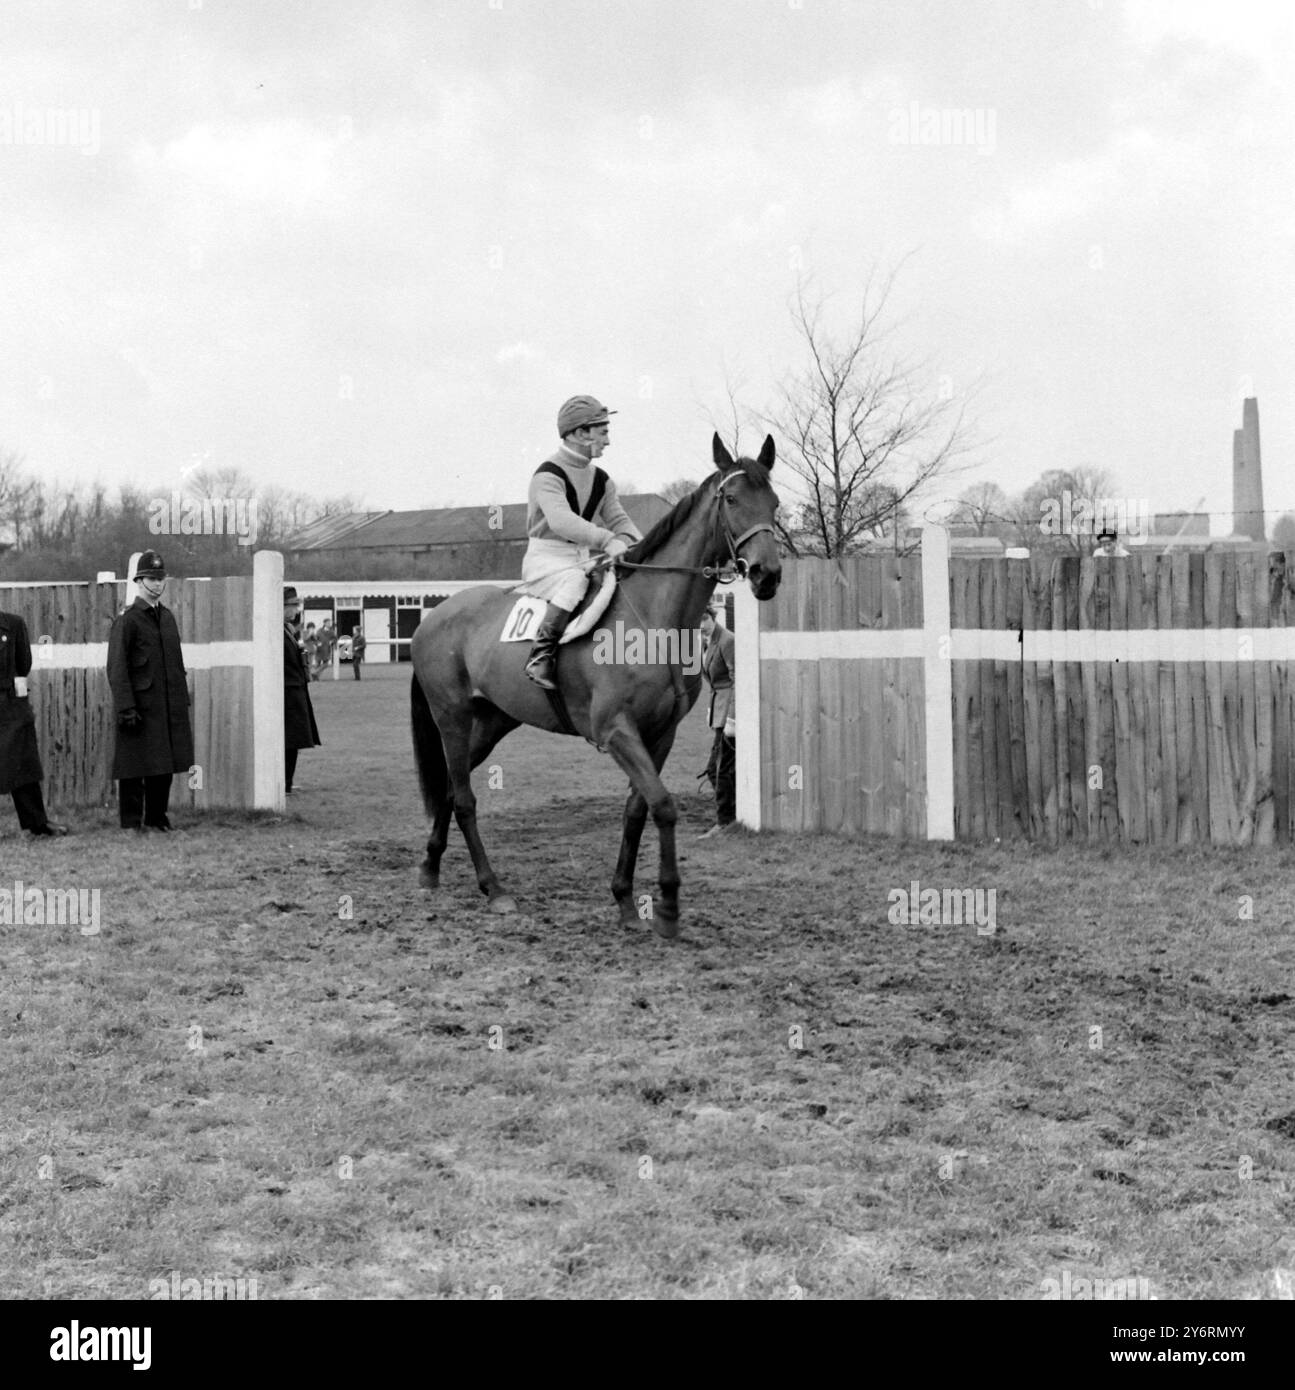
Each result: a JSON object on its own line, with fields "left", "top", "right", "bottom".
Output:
{"left": 1, "top": 552, "right": 285, "bottom": 812}
{"left": 733, "top": 534, "right": 1295, "bottom": 846}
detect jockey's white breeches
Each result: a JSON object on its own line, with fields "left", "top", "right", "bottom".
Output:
{"left": 520, "top": 538, "right": 593, "bottom": 612}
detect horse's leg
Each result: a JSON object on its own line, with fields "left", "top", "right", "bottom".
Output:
{"left": 598, "top": 715, "right": 682, "bottom": 939}
{"left": 423, "top": 796, "right": 454, "bottom": 890}
{"left": 611, "top": 722, "right": 682, "bottom": 929}
{"left": 612, "top": 786, "right": 648, "bottom": 927}
{"left": 438, "top": 712, "right": 518, "bottom": 914}
{"left": 412, "top": 673, "right": 454, "bottom": 890}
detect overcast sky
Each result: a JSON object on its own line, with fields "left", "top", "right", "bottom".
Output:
{"left": 2, "top": 0, "right": 1291, "bottom": 533}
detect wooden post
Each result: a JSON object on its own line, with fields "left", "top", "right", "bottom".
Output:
{"left": 922, "top": 524, "right": 954, "bottom": 839}
{"left": 253, "top": 550, "right": 285, "bottom": 810}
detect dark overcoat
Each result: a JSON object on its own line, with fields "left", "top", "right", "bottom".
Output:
{"left": 0, "top": 611, "right": 44, "bottom": 793}
{"left": 701, "top": 624, "right": 736, "bottom": 729}
{"left": 284, "top": 628, "right": 321, "bottom": 751}
{"left": 107, "top": 598, "right": 195, "bottom": 779}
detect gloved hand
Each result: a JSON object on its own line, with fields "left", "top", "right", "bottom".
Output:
{"left": 604, "top": 536, "right": 630, "bottom": 560}
{"left": 118, "top": 709, "right": 141, "bottom": 729}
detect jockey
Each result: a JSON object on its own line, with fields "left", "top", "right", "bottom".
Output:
{"left": 521, "top": 395, "right": 643, "bottom": 689}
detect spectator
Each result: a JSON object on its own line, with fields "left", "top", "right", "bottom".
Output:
{"left": 316, "top": 619, "right": 336, "bottom": 678}
{"left": 0, "top": 608, "right": 68, "bottom": 836}
{"left": 303, "top": 622, "right": 319, "bottom": 681}
{"left": 698, "top": 601, "right": 736, "bottom": 838}
{"left": 1093, "top": 528, "right": 1130, "bottom": 557}
{"left": 283, "top": 588, "right": 321, "bottom": 793}
{"left": 351, "top": 628, "right": 366, "bottom": 681}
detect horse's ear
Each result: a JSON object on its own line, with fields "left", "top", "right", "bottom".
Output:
{"left": 757, "top": 434, "right": 776, "bottom": 471}
{"left": 712, "top": 432, "right": 736, "bottom": 471}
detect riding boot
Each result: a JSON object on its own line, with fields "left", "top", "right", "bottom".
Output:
{"left": 524, "top": 604, "right": 573, "bottom": 690}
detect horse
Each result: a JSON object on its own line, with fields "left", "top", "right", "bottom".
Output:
{"left": 409, "top": 432, "right": 782, "bottom": 938}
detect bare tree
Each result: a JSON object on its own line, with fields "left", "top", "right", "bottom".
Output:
{"left": 1272, "top": 513, "right": 1295, "bottom": 552}
{"left": 0, "top": 451, "right": 40, "bottom": 549}
{"left": 760, "top": 273, "right": 978, "bottom": 557}
{"left": 184, "top": 465, "right": 258, "bottom": 500}
{"left": 947, "top": 481, "right": 1011, "bottom": 535}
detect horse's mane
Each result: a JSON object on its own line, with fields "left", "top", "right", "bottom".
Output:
{"left": 621, "top": 475, "right": 718, "bottom": 566}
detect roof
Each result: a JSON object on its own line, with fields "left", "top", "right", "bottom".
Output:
{"left": 284, "top": 511, "right": 387, "bottom": 550}
{"left": 287, "top": 494, "right": 671, "bottom": 551}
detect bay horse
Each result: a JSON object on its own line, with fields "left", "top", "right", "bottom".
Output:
{"left": 409, "top": 433, "right": 781, "bottom": 937}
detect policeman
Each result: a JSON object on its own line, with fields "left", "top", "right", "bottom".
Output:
{"left": 106, "top": 551, "right": 194, "bottom": 831}
{"left": 0, "top": 609, "right": 68, "bottom": 836}
{"left": 283, "top": 587, "right": 321, "bottom": 793}
{"left": 521, "top": 395, "right": 643, "bottom": 688}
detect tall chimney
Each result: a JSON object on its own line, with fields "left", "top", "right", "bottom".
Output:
{"left": 1232, "top": 397, "right": 1265, "bottom": 541}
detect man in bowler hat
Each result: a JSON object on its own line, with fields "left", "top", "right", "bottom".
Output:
{"left": 106, "top": 550, "right": 194, "bottom": 831}
{"left": 0, "top": 608, "right": 68, "bottom": 836}
{"left": 283, "top": 587, "right": 321, "bottom": 793}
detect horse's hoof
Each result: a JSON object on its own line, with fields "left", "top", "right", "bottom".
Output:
{"left": 489, "top": 895, "right": 518, "bottom": 915}
{"left": 653, "top": 912, "right": 681, "bottom": 940}
{"left": 418, "top": 864, "right": 438, "bottom": 890}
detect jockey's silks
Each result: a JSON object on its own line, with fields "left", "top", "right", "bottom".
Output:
{"left": 526, "top": 444, "right": 641, "bottom": 550}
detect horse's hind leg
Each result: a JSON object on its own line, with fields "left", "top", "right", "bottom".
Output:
{"left": 422, "top": 796, "right": 454, "bottom": 889}
{"left": 422, "top": 702, "right": 519, "bottom": 891}
{"left": 441, "top": 706, "right": 520, "bottom": 913}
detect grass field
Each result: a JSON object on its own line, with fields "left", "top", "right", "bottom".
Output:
{"left": 2, "top": 662, "right": 1294, "bottom": 1300}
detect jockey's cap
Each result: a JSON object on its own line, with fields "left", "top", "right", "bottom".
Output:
{"left": 558, "top": 395, "right": 617, "bottom": 437}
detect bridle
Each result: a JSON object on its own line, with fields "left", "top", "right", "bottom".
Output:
{"left": 611, "top": 470, "right": 776, "bottom": 584}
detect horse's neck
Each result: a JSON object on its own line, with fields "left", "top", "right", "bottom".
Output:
{"left": 620, "top": 493, "right": 718, "bottom": 630}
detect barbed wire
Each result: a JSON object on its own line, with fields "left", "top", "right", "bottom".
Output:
{"left": 928, "top": 502, "right": 1295, "bottom": 529}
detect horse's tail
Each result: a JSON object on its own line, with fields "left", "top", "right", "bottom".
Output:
{"left": 410, "top": 672, "right": 449, "bottom": 814}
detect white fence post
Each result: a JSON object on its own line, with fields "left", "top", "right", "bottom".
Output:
{"left": 733, "top": 583, "right": 762, "bottom": 829}
{"left": 253, "top": 550, "right": 285, "bottom": 810}
{"left": 922, "top": 524, "right": 955, "bottom": 839}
